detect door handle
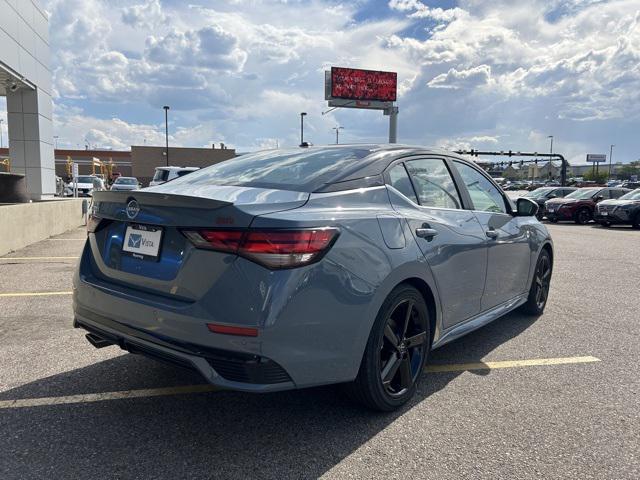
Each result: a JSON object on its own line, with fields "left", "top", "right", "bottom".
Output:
{"left": 486, "top": 229, "right": 498, "bottom": 239}
{"left": 416, "top": 227, "right": 438, "bottom": 239}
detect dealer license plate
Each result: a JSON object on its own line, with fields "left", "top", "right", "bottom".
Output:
{"left": 122, "top": 224, "right": 163, "bottom": 260}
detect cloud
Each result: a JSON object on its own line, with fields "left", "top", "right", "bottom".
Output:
{"left": 388, "top": 0, "right": 465, "bottom": 22}
{"left": 145, "top": 25, "right": 247, "bottom": 71}
{"left": 122, "top": 0, "right": 166, "bottom": 29}
{"left": 428, "top": 65, "right": 493, "bottom": 89}
{"left": 34, "top": 0, "right": 640, "bottom": 163}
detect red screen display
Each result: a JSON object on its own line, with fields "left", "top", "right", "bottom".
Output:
{"left": 330, "top": 67, "right": 397, "bottom": 102}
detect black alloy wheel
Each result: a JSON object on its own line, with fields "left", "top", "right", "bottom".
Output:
{"left": 521, "top": 249, "right": 553, "bottom": 315}
{"left": 347, "top": 285, "right": 430, "bottom": 411}
{"left": 575, "top": 208, "right": 591, "bottom": 225}
{"left": 379, "top": 299, "right": 427, "bottom": 397}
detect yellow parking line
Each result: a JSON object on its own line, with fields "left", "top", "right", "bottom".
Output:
{"left": 0, "top": 355, "right": 601, "bottom": 410}
{"left": 0, "top": 385, "right": 219, "bottom": 410}
{"left": 0, "top": 257, "right": 79, "bottom": 261}
{"left": 425, "top": 355, "right": 601, "bottom": 373}
{"left": 0, "top": 291, "right": 73, "bottom": 298}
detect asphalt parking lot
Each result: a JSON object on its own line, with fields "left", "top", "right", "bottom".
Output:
{"left": 1, "top": 223, "right": 639, "bottom": 479}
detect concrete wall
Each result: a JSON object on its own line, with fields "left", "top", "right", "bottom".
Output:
{"left": 0, "top": 0, "right": 54, "bottom": 200}
{"left": 0, "top": 199, "right": 85, "bottom": 255}
{"left": 131, "top": 145, "right": 236, "bottom": 186}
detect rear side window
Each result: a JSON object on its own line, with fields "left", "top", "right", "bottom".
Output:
{"left": 453, "top": 161, "right": 507, "bottom": 214}
{"left": 153, "top": 169, "right": 169, "bottom": 182}
{"left": 611, "top": 189, "right": 626, "bottom": 199}
{"left": 405, "top": 159, "right": 462, "bottom": 209}
{"left": 388, "top": 164, "right": 418, "bottom": 203}
{"left": 170, "top": 148, "right": 370, "bottom": 192}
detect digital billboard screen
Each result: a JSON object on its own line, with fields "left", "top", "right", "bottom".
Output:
{"left": 330, "top": 67, "right": 397, "bottom": 102}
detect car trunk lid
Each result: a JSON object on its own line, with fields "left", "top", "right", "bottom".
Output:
{"left": 88, "top": 187, "right": 308, "bottom": 300}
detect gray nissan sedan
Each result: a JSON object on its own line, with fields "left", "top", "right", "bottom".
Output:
{"left": 74, "top": 145, "right": 553, "bottom": 411}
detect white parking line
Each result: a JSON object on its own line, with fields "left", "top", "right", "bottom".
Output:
{"left": 0, "top": 356, "right": 601, "bottom": 410}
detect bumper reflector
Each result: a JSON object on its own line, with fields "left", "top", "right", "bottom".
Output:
{"left": 207, "top": 323, "right": 259, "bottom": 337}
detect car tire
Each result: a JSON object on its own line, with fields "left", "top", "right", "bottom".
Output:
{"left": 345, "top": 284, "right": 430, "bottom": 412}
{"left": 600, "top": 221, "right": 611, "bottom": 227}
{"left": 575, "top": 207, "right": 591, "bottom": 225}
{"left": 548, "top": 216, "right": 558, "bottom": 223}
{"left": 520, "top": 249, "right": 553, "bottom": 316}
{"left": 632, "top": 212, "right": 640, "bottom": 229}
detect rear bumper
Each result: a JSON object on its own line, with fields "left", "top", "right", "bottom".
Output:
{"left": 73, "top": 308, "right": 295, "bottom": 393}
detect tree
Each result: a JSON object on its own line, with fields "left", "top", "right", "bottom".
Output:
{"left": 616, "top": 161, "right": 640, "bottom": 180}
{"left": 583, "top": 169, "right": 608, "bottom": 183}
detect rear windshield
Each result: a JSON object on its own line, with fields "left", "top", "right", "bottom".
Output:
{"left": 153, "top": 169, "right": 170, "bottom": 182}
{"left": 565, "top": 188, "right": 599, "bottom": 199}
{"left": 115, "top": 178, "right": 137, "bottom": 185}
{"left": 76, "top": 176, "right": 95, "bottom": 183}
{"left": 170, "top": 148, "right": 371, "bottom": 191}
{"left": 620, "top": 189, "right": 640, "bottom": 200}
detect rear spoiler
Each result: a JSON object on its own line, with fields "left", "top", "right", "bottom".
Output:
{"left": 92, "top": 190, "right": 232, "bottom": 210}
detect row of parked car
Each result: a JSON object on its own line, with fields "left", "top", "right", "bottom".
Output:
{"left": 522, "top": 186, "right": 640, "bottom": 227}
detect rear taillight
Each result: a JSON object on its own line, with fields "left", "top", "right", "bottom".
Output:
{"left": 181, "top": 228, "right": 339, "bottom": 269}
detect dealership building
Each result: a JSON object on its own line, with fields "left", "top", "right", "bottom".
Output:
{"left": 1, "top": 144, "right": 237, "bottom": 186}
{"left": 0, "top": 0, "right": 54, "bottom": 200}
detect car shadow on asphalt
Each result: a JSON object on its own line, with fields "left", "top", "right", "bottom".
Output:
{"left": 0, "top": 311, "right": 539, "bottom": 479}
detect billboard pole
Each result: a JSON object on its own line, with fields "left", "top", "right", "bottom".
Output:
{"left": 385, "top": 107, "right": 398, "bottom": 143}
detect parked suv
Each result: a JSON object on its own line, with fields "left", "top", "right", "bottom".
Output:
{"left": 149, "top": 166, "right": 200, "bottom": 187}
{"left": 545, "top": 187, "right": 630, "bottom": 224}
{"left": 523, "top": 187, "right": 577, "bottom": 220}
{"left": 594, "top": 188, "right": 640, "bottom": 228}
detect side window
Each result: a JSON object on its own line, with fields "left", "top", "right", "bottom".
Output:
{"left": 404, "top": 159, "right": 462, "bottom": 209}
{"left": 611, "top": 189, "right": 625, "bottom": 199}
{"left": 453, "top": 161, "right": 507, "bottom": 214}
{"left": 388, "top": 164, "right": 418, "bottom": 203}
{"left": 597, "top": 189, "right": 611, "bottom": 200}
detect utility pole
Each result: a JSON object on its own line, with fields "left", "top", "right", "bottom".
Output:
{"left": 299, "top": 112, "right": 307, "bottom": 146}
{"left": 0, "top": 119, "right": 3, "bottom": 148}
{"left": 53, "top": 135, "right": 59, "bottom": 150}
{"left": 548, "top": 135, "right": 554, "bottom": 181}
{"left": 608, "top": 144, "right": 614, "bottom": 179}
{"left": 332, "top": 126, "right": 343, "bottom": 144}
{"left": 163, "top": 106, "right": 170, "bottom": 166}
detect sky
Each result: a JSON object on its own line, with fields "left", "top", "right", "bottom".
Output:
{"left": 2, "top": 0, "right": 639, "bottom": 165}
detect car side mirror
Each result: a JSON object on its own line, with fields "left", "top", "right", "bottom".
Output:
{"left": 595, "top": 195, "right": 604, "bottom": 202}
{"left": 516, "top": 197, "right": 539, "bottom": 217}
{"left": 547, "top": 194, "right": 557, "bottom": 199}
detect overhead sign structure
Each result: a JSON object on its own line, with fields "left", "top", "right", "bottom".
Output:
{"left": 325, "top": 67, "right": 399, "bottom": 143}
{"left": 586, "top": 154, "right": 607, "bottom": 163}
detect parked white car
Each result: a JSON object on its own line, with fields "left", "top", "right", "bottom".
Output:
{"left": 110, "top": 176, "right": 141, "bottom": 191}
{"left": 148, "top": 166, "right": 199, "bottom": 187}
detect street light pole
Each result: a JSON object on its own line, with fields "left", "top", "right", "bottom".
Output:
{"left": 0, "top": 119, "right": 4, "bottom": 149}
{"left": 608, "top": 144, "right": 614, "bottom": 179}
{"left": 300, "top": 112, "right": 307, "bottom": 146}
{"left": 53, "top": 135, "right": 59, "bottom": 150}
{"left": 163, "top": 105, "right": 170, "bottom": 166}
{"left": 333, "top": 126, "right": 343, "bottom": 144}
